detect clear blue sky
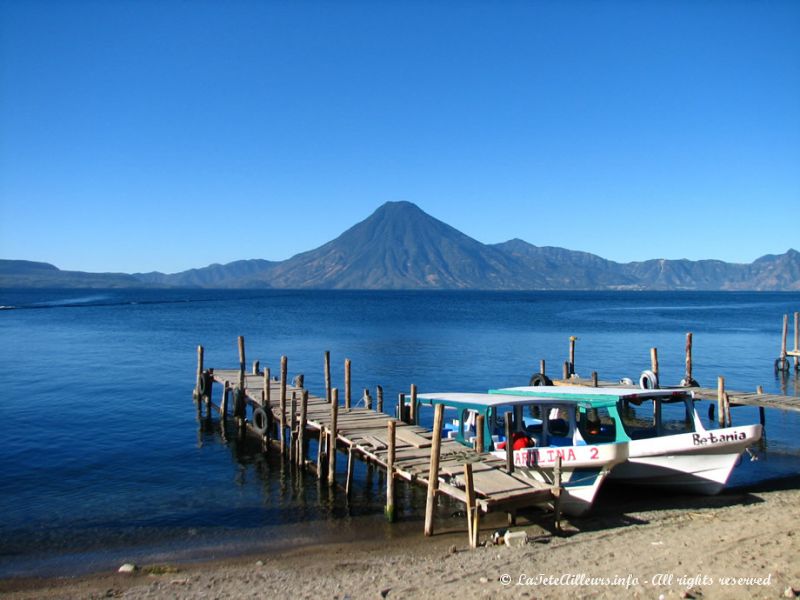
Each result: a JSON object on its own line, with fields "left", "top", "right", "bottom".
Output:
{"left": 1, "top": 0, "right": 798, "bottom": 273}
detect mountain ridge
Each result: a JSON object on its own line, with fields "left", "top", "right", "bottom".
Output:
{"left": 1, "top": 202, "right": 798, "bottom": 290}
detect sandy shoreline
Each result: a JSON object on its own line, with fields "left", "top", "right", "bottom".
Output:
{"left": 2, "top": 479, "right": 799, "bottom": 600}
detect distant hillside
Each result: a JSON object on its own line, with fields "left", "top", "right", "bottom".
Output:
{"left": 2, "top": 203, "right": 798, "bottom": 290}
{"left": 0, "top": 260, "right": 146, "bottom": 288}
{"left": 135, "top": 259, "right": 278, "bottom": 288}
{"left": 490, "top": 239, "right": 637, "bottom": 289}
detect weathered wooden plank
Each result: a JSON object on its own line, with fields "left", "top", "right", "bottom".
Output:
{"left": 395, "top": 427, "right": 433, "bottom": 448}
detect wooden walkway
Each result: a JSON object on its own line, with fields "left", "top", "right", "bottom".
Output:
{"left": 197, "top": 363, "right": 559, "bottom": 543}
{"left": 554, "top": 376, "right": 800, "bottom": 413}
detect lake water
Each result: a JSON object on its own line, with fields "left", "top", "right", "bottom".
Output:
{"left": 1, "top": 289, "right": 799, "bottom": 578}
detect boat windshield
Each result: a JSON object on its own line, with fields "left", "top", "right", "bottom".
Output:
{"left": 618, "top": 396, "right": 696, "bottom": 439}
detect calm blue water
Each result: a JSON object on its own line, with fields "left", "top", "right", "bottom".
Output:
{"left": 1, "top": 289, "right": 799, "bottom": 578}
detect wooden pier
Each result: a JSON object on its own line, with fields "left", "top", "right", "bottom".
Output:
{"left": 777, "top": 311, "right": 800, "bottom": 372}
{"left": 543, "top": 328, "right": 800, "bottom": 430}
{"left": 193, "top": 340, "right": 561, "bottom": 547}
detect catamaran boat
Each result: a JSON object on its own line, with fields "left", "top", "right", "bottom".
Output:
{"left": 415, "top": 392, "right": 629, "bottom": 516}
{"left": 490, "top": 386, "right": 763, "bottom": 494}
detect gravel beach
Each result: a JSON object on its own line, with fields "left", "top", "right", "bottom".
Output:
{"left": 2, "top": 479, "right": 799, "bottom": 600}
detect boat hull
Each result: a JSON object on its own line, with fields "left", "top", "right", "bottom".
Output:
{"left": 608, "top": 424, "right": 762, "bottom": 494}
{"left": 512, "top": 465, "right": 616, "bottom": 516}
{"left": 492, "top": 443, "right": 628, "bottom": 516}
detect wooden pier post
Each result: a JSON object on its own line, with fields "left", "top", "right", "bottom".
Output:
{"left": 280, "top": 356, "right": 288, "bottom": 455}
{"left": 464, "top": 462, "right": 476, "bottom": 548}
{"left": 345, "top": 358, "right": 351, "bottom": 410}
{"left": 317, "top": 426, "right": 327, "bottom": 479}
{"left": 650, "top": 347, "right": 659, "bottom": 387}
{"left": 299, "top": 390, "right": 308, "bottom": 469}
{"left": 263, "top": 367, "right": 272, "bottom": 443}
{"left": 591, "top": 371, "right": 598, "bottom": 387}
{"left": 717, "top": 376, "right": 725, "bottom": 428}
{"left": 781, "top": 314, "right": 788, "bottom": 367}
{"left": 363, "top": 388, "right": 372, "bottom": 410}
{"left": 475, "top": 414, "right": 485, "bottom": 452}
{"left": 328, "top": 388, "right": 339, "bottom": 485}
{"left": 568, "top": 336, "right": 577, "bottom": 375}
{"left": 540, "top": 359, "right": 546, "bottom": 377}
{"left": 504, "top": 411, "right": 514, "bottom": 473}
{"left": 345, "top": 446, "right": 355, "bottom": 497}
{"left": 252, "top": 360, "right": 260, "bottom": 375}
{"left": 324, "top": 351, "right": 331, "bottom": 403}
{"left": 562, "top": 361, "right": 570, "bottom": 380}
{"left": 237, "top": 336, "right": 246, "bottom": 389}
{"left": 757, "top": 386, "right": 766, "bottom": 428}
{"left": 397, "top": 393, "right": 406, "bottom": 423}
{"left": 262, "top": 368, "right": 270, "bottom": 407}
{"left": 233, "top": 387, "right": 245, "bottom": 433}
{"left": 195, "top": 345, "right": 204, "bottom": 399}
{"left": 289, "top": 391, "right": 297, "bottom": 464}
{"left": 386, "top": 420, "right": 396, "bottom": 522}
{"left": 220, "top": 381, "right": 229, "bottom": 419}
{"left": 376, "top": 386, "right": 384, "bottom": 413}
{"left": 723, "top": 392, "right": 732, "bottom": 427}
{"left": 685, "top": 333, "right": 694, "bottom": 385}
{"left": 410, "top": 383, "right": 417, "bottom": 425}
{"left": 424, "top": 403, "right": 444, "bottom": 536}
{"left": 553, "top": 455, "right": 563, "bottom": 533}
{"left": 795, "top": 312, "right": 800, "bottom": 370}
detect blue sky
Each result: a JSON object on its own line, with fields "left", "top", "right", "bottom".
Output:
{"left": 1, "top": 0, "right": 798, "bottom": 273}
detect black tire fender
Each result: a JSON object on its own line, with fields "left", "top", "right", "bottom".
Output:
{"left": 529, "top": 373, "right": 553, "bottom": 386}
{"left": 252, "top": 407, "right": 268, "bottom": 435}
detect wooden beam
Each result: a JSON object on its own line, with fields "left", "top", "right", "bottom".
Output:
{"left": 324, "top": 350, "right": 331, "bottom": 404}
{"left": 424, "top": 403, "right": 444, "bottom": 536}
{"left": 345, "top": 446, "right": 355, "bottom": 497}
{"left": 280, "top": 355, "right": 288, "bottom": 455}
{"left": 685, "top": 332, "right": 693, "bottom": 384}
{"left": 475, "top": 414, "right": 485, "bottom": 453}
{"left": 345, "top": 358, "right": 351, "bottom": 410}
{"left": 386, "top": 420, "right": 397, "bottom": 522}
{"left": 237, "top": 336, "right": 246, "bottom": 389}
{"left": 328, "top": 388, "right": 339, "bottom": 485}
{"left": 464, "top": 462, "right": 476, "bottom": 548}
{"left": 504, "top": 411, "right": 514, "bottom": 474}
{"left": 195, "top": 345, "right": 204, "bottom": 398}
{"left": 410, "top": 383, "right": 417, "bottom": 425}
{"left": 299, "top": 390, "right": 308, "bottom": 468}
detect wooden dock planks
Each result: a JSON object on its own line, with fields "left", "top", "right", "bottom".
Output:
{"left": 208, "top": 368, "right": 556, "bottom": 519}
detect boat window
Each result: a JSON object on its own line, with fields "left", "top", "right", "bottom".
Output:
{"left": 577, "top": 407, "right": 617, "bottom": 443}
{"left": 618, "top": 400, "right": 658, "bottom": 440}
{"left": 659, "top": 399, "right": 695, "bottom": 435}
{"left": 618, "top": 397, "right": 695, "bottom": 439}
{"left": 545, "top": 406, "right": 575, "bottom": 446}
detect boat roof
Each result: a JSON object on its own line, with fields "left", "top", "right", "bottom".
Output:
{"left": 490, "top": 385, "right": 692, "bottom": 403}
{"left": 416, "top": 391, "right": 613, "bottom": 409}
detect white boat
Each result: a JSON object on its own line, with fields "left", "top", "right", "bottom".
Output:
{"left": 491, "top": 385, "right": 762, "bottom": 495}
{"left": 415, "top": 392, "right": 629, "bottom": 516}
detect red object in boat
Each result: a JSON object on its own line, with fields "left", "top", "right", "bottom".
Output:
{"left": 512, "top": 432, "right": 531, "bottom": 451}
